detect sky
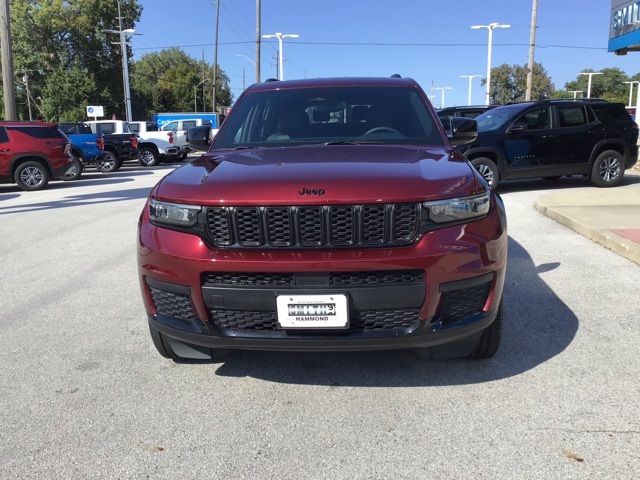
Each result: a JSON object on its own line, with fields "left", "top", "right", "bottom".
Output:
{"left": 133, "top": 0, "right": 640, "bottom": 107}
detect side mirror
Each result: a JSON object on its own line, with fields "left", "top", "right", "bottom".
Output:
{"left": 447, "top": 117, "right": 478, "bottom": 146}
{"left": 509, "top": 122, "right": 528, "bottom": 132}
{"left": 186, "top": 125, "right": 212, "bottom": 152}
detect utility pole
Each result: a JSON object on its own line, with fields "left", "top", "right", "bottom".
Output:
{"left": 212, "top": 0, "right": 221, "bottom": 113}
{"left": 0, "top": 0, "right": 16, "bottom": 120}
{"left": 104, "top": 1, "right": 140, "bottom": 122}
{"left": 525, "top": 0, "right": 539, "bottom": 101}
{"left": 202, "top": 50, "right": 206, "bottom": 112}
{"left": 579, "top": 71, "right": 603, "bottom": 98}
{"left": 262, "top": 32, "right": 299, "bottom": 80}
{"left": 471, "top": 23, "right": 511, "bottom": 105}
{"left": 22, "top": 74, "right": 32, "bottom": 120}
{"left": 256, "top": 0, "right": 261, "bottom": 83}
{"left": 460, "top": 75, "right": 480, "bottom": 106}
{"left": 242, "top": 67, "right": 246, "bottom": 90}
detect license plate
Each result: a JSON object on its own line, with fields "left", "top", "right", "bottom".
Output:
{"left": 276, "top": 294, "right": 348, "bottom": 329}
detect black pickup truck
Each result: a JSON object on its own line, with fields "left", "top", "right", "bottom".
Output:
{"left": 59, "top": 123, "right": 139, "bottom": 172}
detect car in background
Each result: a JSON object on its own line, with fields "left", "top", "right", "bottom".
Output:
{"left": 138, "top": 76, "right": 508, "bottom": 362}
{"left": 61, "top": 122, "right": 139, "bottom": 172}
{"left": 58, "top": 123, "right": 109, "bottom": 173}
{"left": 437, "top": 105, "right": 497, "bottom": 122}
{"left": 453, "top": 100, "right": 639, "bottom": 188}
{"left": 129, "top": 121, "right": 189, "bottom": 166}
{"left": 0, "top": 121, "right": 81, "bottom": 191}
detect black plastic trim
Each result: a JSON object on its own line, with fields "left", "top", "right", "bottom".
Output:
{"left": 439, "top": 272, "right": 495, "bottom": 293}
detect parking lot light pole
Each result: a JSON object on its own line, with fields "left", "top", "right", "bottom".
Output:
{"left": 623, "top": 81, "right": 639, "bottom": 107}
{"left": 460, "top": 75, "right": 480, "bottom": 106}
{"left": 104, "top": 27, "right": 140, "bottom": 122}
{"left": 434, "top": 87, "right": 452, "bottom": 109}
{"left": 569, "top": 90, "right": 583, "bottom": 99}
{"left": 262, "top": 32, "right": 299, "bottom": 80}
{"left": 471, "top": 23, "right": 511, "bottom": 105}
{"left": 579, "top": 71, "right": 603, "bottom": 99}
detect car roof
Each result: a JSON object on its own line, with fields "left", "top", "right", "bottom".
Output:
{"left": 247, "top": 76, "right": 418, "bottom": 92}
{"left": 0, "top": 121, "right": 53, "bottom": 127}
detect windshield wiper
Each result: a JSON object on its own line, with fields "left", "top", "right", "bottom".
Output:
{"left": 323, "top": 140, "right": 383, "bottom": 145}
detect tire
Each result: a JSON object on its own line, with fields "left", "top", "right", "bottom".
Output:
{"left": 471, "top": 157, "right": 500, "bottom": 188}
{"left": 468, "top": 300, "right": 503, "bottom": 360}
{"left": 148, "top": 324, "right": 229, "bottom": 363}
{"left": 543, "top": 176, "right": 561, "bottom": 181}
{"left": 63, "top": 158, "right": 83, "bottom": 181}
{"left": 14, "top": 160, "right": 50, "bottom": 191}
{"left": 139, "top": 147, "right": 159, "bottom": 167}
{"left": 96, "top": 151, "right": 118, "bottom": 173}
{"left": 590, "top": 150, "right": 625, "bottom": 187}
{"left": 179, "top": 152, "right": 188, "bottom": 161}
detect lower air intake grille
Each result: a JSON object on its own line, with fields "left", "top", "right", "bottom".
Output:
{"left": 149, "top": 287, "right": 196, "bottom": 323}
{"left": 438, "top": 282, "right": 491, "bottom": 323}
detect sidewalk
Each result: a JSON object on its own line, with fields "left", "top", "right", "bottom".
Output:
{"left": 535, "top": 175, "right": 640, "bottom": 265}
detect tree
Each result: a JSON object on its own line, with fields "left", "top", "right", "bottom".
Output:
{"left": 482, "top": 62, "right": 555, "bottom": 104}
{"left": 131, "top": 48, "right": 231, "bottom": 118}
{"left": 564, "top": 68, "right": 629, "bottom": 103}
{"left": 6, "top": 0, "right": 142, "bottom": 121}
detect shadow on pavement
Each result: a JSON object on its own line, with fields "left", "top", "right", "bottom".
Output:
{"left": 212, "top": 237, "right": 578, "bottom": 386}
{"left": 0, "top": 193, "right": 20, "bottom": 202}
{"left": 0, "top": 186, "right": 152, "bottom": 215}
{"left": 497, "top": 173, "right": 640, "bottom": 193}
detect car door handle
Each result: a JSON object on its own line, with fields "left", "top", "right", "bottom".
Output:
{"left": 541, "top": 134, "right": 556, "bottom": 139}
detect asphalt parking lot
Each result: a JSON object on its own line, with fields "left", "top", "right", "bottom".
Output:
{"left": 1, "top": 162, "right": 639, "bottom": 479}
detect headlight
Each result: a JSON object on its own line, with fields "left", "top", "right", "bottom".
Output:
{"left": 149, "top": 199, "right": 200, "bottom": 227}
{"left": 423, "top": 191, "right": 490, "bottom": 224}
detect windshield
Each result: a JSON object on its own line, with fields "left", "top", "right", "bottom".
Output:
{"left": 475, "top": 105, "right": 528, "bottom": 131}
{"left": 213, "top": 86, "right": 445, "bottom": 149}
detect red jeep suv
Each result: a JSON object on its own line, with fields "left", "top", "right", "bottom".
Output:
{"left": 138, "top": 77, "right": 508, "bottom": 361}
{"left": 0, "top": 121, "right": 79, "bottom": 191}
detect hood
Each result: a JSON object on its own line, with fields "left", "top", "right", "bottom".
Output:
{"left": 154, "top": 145, "right": 481, "bottom": 205}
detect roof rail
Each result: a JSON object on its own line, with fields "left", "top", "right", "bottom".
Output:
{"left": 390, "top": 74, "right": 402, "bottom": 78}
{"left": 264, "top": 78, "right": 279, "bottom": 82}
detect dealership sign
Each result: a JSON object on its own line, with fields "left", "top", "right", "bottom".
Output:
{"left": 612, "top": 1, "right": 640, "bottom": 31}
{"left": 609, "top": 0, "right": 640, "bottom": 52}
{"left": 86, "top": 105, "right": 104, "bottom": 118}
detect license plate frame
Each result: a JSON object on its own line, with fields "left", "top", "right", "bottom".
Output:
{"left": 276, "top": 294, "right": 349, "bottom": 329}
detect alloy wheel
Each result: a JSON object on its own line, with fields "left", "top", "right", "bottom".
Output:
{"left": 476, "top": 164, "right": 495, "bottom": 186}
{"left": 140, "top": 150, "right": 155, "bottom": 166}
{"left": 98, "top": 156, "right": 115, "bottom": 171}
{"left": 599, "top": 156, "right": 621, "bottom": 183}
{"left": 20, "top": 166, "right": 44, "bottom": 188}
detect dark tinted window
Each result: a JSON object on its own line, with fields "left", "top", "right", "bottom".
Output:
{"left": 592, "top": 104, "right": 633, "bottom": 123}
{"left": 476, "top": 105, "right": 528, "bottom": 131}
{"left": 0, "top": 127, "right": 8, "bottom": 143}
{"left": 586, "top": 106, "right": 596, "bottom": 123}
{"left": 182, "top": 120, "right": 197, "bottom": 129}
{"left": 59, "top": 124, "right": 78, "bottom": 134}
{"left": 146, "top": 122, "right": 158, "bottom": 132}
{"left": 461, "top": 110, "right": 484, "bottom": 118}
{"left": 95, "top": 123, "right": 116, "bottom": 134}
{"left": 215, "top": 86, "right": 444, "bottom": 148}
{"left": 129, "top": 123, "right": 140, "bottom": 133}
{"left": 557, "top": 106, "right": 587, "bottom": 127}
{"left": 513, "top": 107, "right": 551, "bottom": 130}
{"left": 8, "top": 126, "right": 65, "bottom": 139}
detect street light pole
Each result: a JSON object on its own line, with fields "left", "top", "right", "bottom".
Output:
{"left": 525, "top": 0, "right": 539, "bottom": 101}
{"left": 104, "top": 26, "right": 140, "bottom": 122}
{"left": 568, "top": 90, "right": 583, "bottom": 99}
{"left": 0, "top": 0, "right": 17, "bottom": 120}
{"left": 256, "top": 0, "right": 261, "bottom": 83}
{"left": 434, "top": 87, "right": 452, "bottom": 109}
{"left": 212, "top": 0, "right": 221, "bottom": 113}
{"left": 579, "top": 71, "right": 603, "bottom": 99}
{"left": 460, "top": 75, "right": 480, "bottom": 106}
{"left": 262, "top": 32, "right": 299, "bottom": 80}
{"left": 471, "top": 23, "right": 511, "bottom": 105}
{"left": 22, "top": 74, "right": 32, "bottom": 120}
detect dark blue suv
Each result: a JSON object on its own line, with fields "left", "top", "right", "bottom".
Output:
{"left": 448, "top": 100, "right": 639, "bottom": 188}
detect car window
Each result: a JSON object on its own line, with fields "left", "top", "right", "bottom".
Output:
{"left": 557, "top": 106, "right": 587, "bottom": 127}
{"left": 128, "top": 123, "right": 140, "bottom": 133}
{"left": 475, "top": 105, "right": 527, "bottom": 131}
{"left": 461, "top": 111, "right": 483, "bottom": 118}
{"left": 592, "top": 104, "right": 632, "bottom": 123}
{"left": 80, "top": 125, "right": 92, "bottom": 134}
{"left": 513, "top": 107, "right": 550, "bottom": 130}
{"left": 0, "top": 127, "right": 8, "bottom": 143}
{"left": 122, "top": 122, "right": 131, "bottom": 133}
{"left": 214, "top": 86, "right": 445, "bottom": 148}
{"left": 182, "top": 120, "right": 197, "bottom": 129}
{"left": 162, "top": 121, "right": 178, "bottom": 132}
{"left": 96, "top": 123, "right": 115, "bottom": 134}
{"left": 7, "top": 126, "right": 66, "bottom": 139}
{"left": 58, "top": 124, "right": 78, "bottom": 134}
{"left": 146, "top": 123, "right": 158, "bottom": 132}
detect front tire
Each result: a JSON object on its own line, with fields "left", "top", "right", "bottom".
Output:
{"left": 63, "top": 158, "right": 83, "bottom": 181}
{"left": 468, "top": 300, "right": 503, "bottom": 359}
{"left": 139, "top": 147, "right": 159, "bottom": 167}
{"left": 179, "top": 152, "right": 188, "bottom": 161}
{"left": 96, "top": 151, "right": 118, "bottom": 173}
{"left": 471, "top": 157, "right": 500, "bottom": 188}
{"left": 590, "top": 150, "right": 624, "bottom": 187}
{"left": 14, "top": 161, "right": 50, "bottom": 191}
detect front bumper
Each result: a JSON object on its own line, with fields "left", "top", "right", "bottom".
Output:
{"left": 166, "top": 145, "right": 191, "bottom": 156}
{"left": 138, "top": 199, "right": 507, "bottom": 352}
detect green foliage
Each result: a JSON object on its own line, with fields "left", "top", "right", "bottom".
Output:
{"left": 481, "top": 62, "right": 555, "bottom": 104}
{"left": 564, "top": 68, "right": 629, "bottom": 104}
{"left": 131, "top": 48, "right": 232, "bottom": 118}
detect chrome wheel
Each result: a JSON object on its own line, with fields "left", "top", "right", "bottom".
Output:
{"left": 599, "top": 156, "right": 621, "bottom": 183}
{"left": 476, "top": 163, "right": 495, "bottom": 186}
{"left": 140, "top": 150, "right": 156, "bottom": 166}
{"left": 20, "top": 166, "right": 44, "bottom": 188}
{"left": 97, "top": 155, "right": 116, "bottom": 172}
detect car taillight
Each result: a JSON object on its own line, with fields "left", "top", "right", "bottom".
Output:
{"left": 64, "top": 143, "right": 72, "bottom": 156}
{"left": 167, "top": 132, "right": 174, "bottom": 144}
{"left": 97, "top": 136, "right": 105, "bottom": 150}
{"left": 130, "top": 135, "right": 139, "bottom": 148}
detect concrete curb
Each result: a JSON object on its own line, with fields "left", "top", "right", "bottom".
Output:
{"left": 535, "top": 200, "right": 640, "bottom": 265}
